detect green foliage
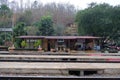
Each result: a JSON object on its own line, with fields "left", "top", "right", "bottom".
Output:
{"left": 16, "top": 10, "right": 32, "bottom": 26}
{"left": 35, "top": 16, "right": 54, "bottom": 36}
{"left": 25, "top": 26, "right": 39, "bottom": 35}
{"left": 13, "top": 22, "right": 27, "bottom": 48}
{"left": 13, "top": 22, "right": 26, "bottom": 37}
{"left": 0, "top": 32, "right": 12, "bottom": 45}
{"left": 0, "top": 37, "right": 3, "bottom": 45}
{"left": 0, "top": 4, "right": 12, "bottom": 27}
{"left": 0, "top": 4, "right": 11, "bottom": 16}
{"left": 14, "top": 38, "right": 22, "bottom": 48}
{"left": 34, "top": 40, "right": 41, "bottom": 48}
{"left": 21, "top": 40, "right": 27, "bottom": 48}
{"left": 76, "top": 3, "right": 120, "bottom": 42}
{"left": 0, "top": 32, "right": 12, "bottom": 41}
{"left": 54, "top": 23, "right": 65, "bottom": 36}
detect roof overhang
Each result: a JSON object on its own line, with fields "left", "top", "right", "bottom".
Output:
{"left": 17, "top": 36, "right": 44, "bottom": 39}
{"left": 17, "top": 36, "right": 101, "bottom": 39}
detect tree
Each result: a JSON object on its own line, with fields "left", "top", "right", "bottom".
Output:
{"left": 54, "top": 23, "right": 65, "bottom": 36}
{"left": 0, "top": 32, "right": 12, "bottom": 45}
{"left": 37, "top": 16, "right": 54, "bottom": 36}
{"left": 16, "top": 10, "right": 32, "bottom": 26}
{"left": 0, "top": 0, "right": 8, "bottom": 5}
{"left": 76, "top": 4, "right": 113, "bottom": 36}
{"left": 8, "top": 1, "right": 76, "bottom": 32}
{"left": 109, "top": 6, "right": 120, "bottom": 44}
{"left": 0, "top": 4, "right": 12, "bottom": 27}
{"left": 31, "top": 0, "right": 39, "bottom": 9}
{"left": 88, "top": 2, "right": 97, "bottom": 8}
{"left": 0, "top": 4, "right": 12, "bottom": 46}
{"left": 13, "top": 22, "right": 26, "bottom": 37}
{"left": 13, "top": 22, "right": 27, "bottom": 48}
{"left": 25, "top": 26, "right": 39, "bottom": 35}
{"left": 76, "top": 3, "right": 120, "bottom": 45}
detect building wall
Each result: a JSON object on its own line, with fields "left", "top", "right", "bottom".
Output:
{"left": 42, "top": 39, "right": 48, "bottom": 51}
{"left": 19, "top": 37, "right": 100, "bottom": 51}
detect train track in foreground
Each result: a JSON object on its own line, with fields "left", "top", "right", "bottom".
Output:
{"left": 0, "top": 59, "right": 120, "bottom": 63}
{"left": 0, "top": 76, "right": 120, "bottom": 80}
{"left": 0, "top": 58, "right": 120, "bottom": 63}
{"left": 1, "top": 52, "right": 120, "bottom": 56}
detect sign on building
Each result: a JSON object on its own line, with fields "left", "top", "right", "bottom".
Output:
{"left": 0, "top": 28, "right": 12, "bottom": 32}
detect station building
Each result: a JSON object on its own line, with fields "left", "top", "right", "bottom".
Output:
{"left": 17, "top": 36, "right": 101, "bottom": 51}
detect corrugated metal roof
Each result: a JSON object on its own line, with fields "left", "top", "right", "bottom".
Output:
{"left": 17, "top": 36, "right": 44, "bottom": 39}
{"left": 76, "top": 36, "right": 101, "bottom": 39}
{"left": 17, "top": 36, "right": 101, "bottom": 39}
{"left": 45, "top": 36, "right": 77, "bottom": 39}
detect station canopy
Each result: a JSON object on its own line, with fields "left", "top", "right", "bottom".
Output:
{"left": 17, "top": 36, "right": 101, "bottom": 39}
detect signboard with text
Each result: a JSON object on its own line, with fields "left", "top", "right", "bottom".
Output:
{"left": 0, "top": 28, "right": 12, "bottom": 32}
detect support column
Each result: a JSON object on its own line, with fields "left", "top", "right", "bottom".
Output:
{"left": 69, "top": 40, "right": 71, "bottom": 50}
{"left": 80, "top": 70, "right": 84, "bottom": 76}
{"left": 28, "top": 39, "right": 30, "bottom": 48}
{"left": 97, "top": 70, "right": 104, "bottom": 74}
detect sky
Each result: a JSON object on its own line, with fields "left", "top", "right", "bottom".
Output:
{"left": 40, "top": 0, "right": 120, "bottom": 9}
{"left": 9, "top": 0, "right": 120, "bottom": 9}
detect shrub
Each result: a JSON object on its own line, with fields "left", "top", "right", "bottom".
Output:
{"left": 21, "top": 40, "right": 27, "bottom": 48}
{"left": 34, "top": 40, "right": 41, "bottom": 48}
{"left": 108, "top": 49, "right": 118, "bottom": 53}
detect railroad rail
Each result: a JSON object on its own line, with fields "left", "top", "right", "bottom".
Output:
{"left": 1, "top": 54, "right": 120, "bottom": 58}
{"left": 1, "top": 51, "right": 120, "bottom": 56}
{"left": 1, "top": 59, "right": 120, "bottom": 63}
{"left": 1, "top": 51, "right": 120, "bottom": 78}
{"left": 1, "top": 55, "right": 120, "bottom": 62}
{"left": 0, "top": 76, "right": 120, "bottom": 80}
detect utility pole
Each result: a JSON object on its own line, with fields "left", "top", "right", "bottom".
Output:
{"left": 20, "top": 0, "right": 23, "bottom": 12}
{"left": 12, "top": 12, "right": 16, "bottom": 44}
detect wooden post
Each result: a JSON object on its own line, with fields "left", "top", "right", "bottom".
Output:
{"left": 28, "top": 39, "right": 30, "bottom": 48}
{"left": 80, "top": 70, "right": 84, "bottom": 76}
{"left": 69, "top": 39, "right": 70, "bottom": 50}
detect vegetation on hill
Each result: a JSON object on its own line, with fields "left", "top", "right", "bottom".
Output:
{"left": 0, "top": 0, "right": 120, "bottom": 47}
{"left": 76, "top": 3, "right": 120, "bottom": 45}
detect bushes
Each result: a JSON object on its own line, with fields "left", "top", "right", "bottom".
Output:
{"left": 101, "top": 48, "right": 118, "bottom": 53}
{"left": 0, "top": 32, "right": 12, "bottom": 46}
{"left": 13, "top": 48, "right": 38, "bottom": 51}
{"left": 108, "top": 49, "right": 118, "bottom": 53}
{"left": 21, "top": 40, "right": 28, "bottom": 48}
{"left": 34, "top": 40, "right": 41, "bottom": 48}
{"left": 13, "top": 22, "right": 27, "bottom": 48}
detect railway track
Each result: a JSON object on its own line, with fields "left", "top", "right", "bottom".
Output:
{"left": 0, "top": 76, "right": 120, "bottom": 80}
{"left": 0, "top": 59, "right": 120, "bottom": 63}
{"left": 1, "top": 54, "right": 120, "bottom": 62}
{"left": 1, "top": 51, "right": 120, "bottom": 79}
{"left": 0, "top": 51, "right": 120, "bottom": 56}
